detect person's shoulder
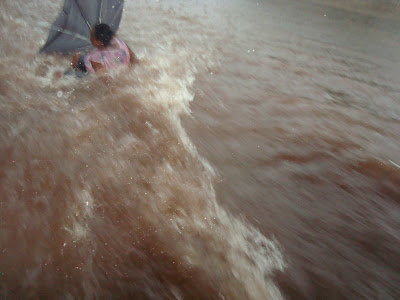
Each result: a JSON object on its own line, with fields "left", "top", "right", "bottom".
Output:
{"left": 113, "top": 36, "right": 128, "bottom": 47}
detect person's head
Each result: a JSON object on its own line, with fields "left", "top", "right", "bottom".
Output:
{"left": 91, "top": 24, "right": 114, "bottom": 48}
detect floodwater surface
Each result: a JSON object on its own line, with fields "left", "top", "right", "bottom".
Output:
{"left": 0, "top": 0, "right": 399, "bottom": 299}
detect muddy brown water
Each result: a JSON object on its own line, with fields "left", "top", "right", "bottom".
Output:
{"left": 1, "top": 0, "right": 399, "bottom": 299}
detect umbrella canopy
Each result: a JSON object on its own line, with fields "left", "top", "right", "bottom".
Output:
{"left": 40, "top": 0, "right": 125, "bottom": 54}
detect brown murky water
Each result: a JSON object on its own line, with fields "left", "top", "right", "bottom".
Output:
{"left": 1, "top": 0, "right": 399, "bottom": 299}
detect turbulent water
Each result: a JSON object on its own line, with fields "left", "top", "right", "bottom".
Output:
{"left": 0, "top": 0, "right": 399, "bottom": 299}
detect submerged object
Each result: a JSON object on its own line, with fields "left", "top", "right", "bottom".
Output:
{"left": 40, "top": 0, "right": 124, "bottom": 54}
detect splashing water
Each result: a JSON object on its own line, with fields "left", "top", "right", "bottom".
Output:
{"left": 0, "top": 0, "right": 285, "bottom": 299}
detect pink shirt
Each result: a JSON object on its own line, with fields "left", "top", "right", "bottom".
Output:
{"left": 84, "top": 37, "right": 130, "bottom": 73}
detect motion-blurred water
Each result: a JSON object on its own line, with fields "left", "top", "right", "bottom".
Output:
{"left": 1, "top": 0, "right": 399, "bottom": 299}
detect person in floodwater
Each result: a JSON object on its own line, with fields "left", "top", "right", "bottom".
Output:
{"left": 71, "top": 23, "right": 138, "bottom": 75}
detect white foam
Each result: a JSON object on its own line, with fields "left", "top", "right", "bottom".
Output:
{"left": 0, "top": 0, "right": 286, "bottom": 298}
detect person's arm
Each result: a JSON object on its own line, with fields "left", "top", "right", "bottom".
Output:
{"left": 90, "top": 60, "right": 110, "bottom": 84}
{"left": 71, "top": 54, "right": 81, "bottom": 70}
{"left": 127, "top": 46, "right": 139, "bottom": 65}
{"left": 90, "top": 61, "right": 105, "bottom": 73}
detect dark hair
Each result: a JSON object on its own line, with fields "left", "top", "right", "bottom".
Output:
{"left": 94, "top": 24, "right": 114, "bottom": 46}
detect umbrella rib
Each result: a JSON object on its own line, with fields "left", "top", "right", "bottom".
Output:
{"left": 99, "top": 0, "right": 104, "bottom": 23}
{"left": 50, "top": 26, "right": 91, "bottom": 42}
{"left": 72, "top": 0, "right": 92, "bottom": 30}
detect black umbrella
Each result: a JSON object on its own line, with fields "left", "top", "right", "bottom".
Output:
{"left": 40, "top": 0, "right": 125, "bottom": 54}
